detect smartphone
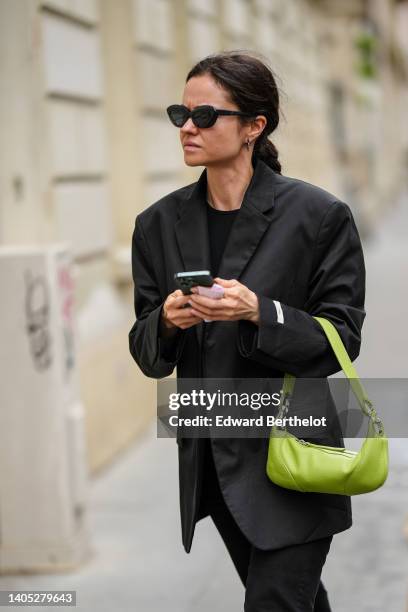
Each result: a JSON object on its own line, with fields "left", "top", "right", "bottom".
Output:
{"left": 174, "top": 270, "right": 214, "bottom": 295}
{"left": 174, "top": 271, "right": 225, "bottom": 321}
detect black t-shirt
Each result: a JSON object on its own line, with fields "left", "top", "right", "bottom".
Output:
{"left": 206, "top": 201, "right": 240, "bottom": 277}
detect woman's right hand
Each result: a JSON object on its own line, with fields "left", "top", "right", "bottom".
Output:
{"left": 161, "top": 289, "right": 203, "bottom": 332}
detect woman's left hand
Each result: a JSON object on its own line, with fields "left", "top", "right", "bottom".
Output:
{"left": 188, "top": 277, "right": 260, "bottom": 324}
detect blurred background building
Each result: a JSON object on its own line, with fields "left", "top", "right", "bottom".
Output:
{"left": 1, "top": 0, "right": 406, "bottom": 476}
{"left": 1, "top": 0, "right": 408, "bottom": 589}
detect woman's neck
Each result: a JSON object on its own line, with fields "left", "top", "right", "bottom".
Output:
{"left": 206, "top": 160, "right": 254, "bottom": 211}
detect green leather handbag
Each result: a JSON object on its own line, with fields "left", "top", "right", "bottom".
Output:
{"left": 266, "top": 316, "right": 389, "bottom": 495}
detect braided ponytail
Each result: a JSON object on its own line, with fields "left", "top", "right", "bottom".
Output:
{"left": 254, "top": 137, "right": 281, "bottom": 174}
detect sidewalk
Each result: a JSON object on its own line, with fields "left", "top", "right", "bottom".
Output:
{"left": 0, "top": 191, "right": 407, "bottom": 611}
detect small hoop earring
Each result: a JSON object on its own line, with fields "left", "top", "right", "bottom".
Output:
{"left": 246, "top": 139, "right": 251, "bottom": 150}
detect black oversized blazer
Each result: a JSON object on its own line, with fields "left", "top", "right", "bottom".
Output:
{"left": 128, "top": 157, "right": 366, "bottom": 554}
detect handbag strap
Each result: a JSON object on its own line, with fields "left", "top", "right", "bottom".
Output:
{"left": 280, "top": 316, "right": 385, "bottom": 435}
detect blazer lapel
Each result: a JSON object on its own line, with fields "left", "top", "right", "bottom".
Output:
{"left": 174, "top": 170, "right": 211, "bottom": 347}
{"left": 175, "top": 168, "right": 212, "bottom": 275}
{"left": 217, "top": 159, "right": 276, "bottom": 280}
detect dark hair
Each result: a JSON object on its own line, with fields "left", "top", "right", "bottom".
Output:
{"left": 186, "top": 50, "right": 283, "bottom": 174}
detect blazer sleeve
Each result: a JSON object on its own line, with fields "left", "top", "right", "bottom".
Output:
{"left": 128, "top": 216, "right": 187, "bottom": 378}
{"left": 237, "top": 200, "right": 366, "bottom": 377}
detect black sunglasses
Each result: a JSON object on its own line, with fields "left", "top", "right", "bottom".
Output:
{"left": 166, "top": 104, "right": 256, "bottom": 128}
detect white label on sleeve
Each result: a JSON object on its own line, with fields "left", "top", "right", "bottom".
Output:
{"left": 273, "top": 300, "right": 284, "bottom": 324}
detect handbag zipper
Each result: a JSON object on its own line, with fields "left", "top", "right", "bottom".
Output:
{"left": 298, "top": 439, "right": 345, "bottom": 449}
{"left": 296, "top": 439, "right": 357, "bottom": 456}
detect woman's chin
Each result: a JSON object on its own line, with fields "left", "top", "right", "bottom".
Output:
{"left": 183, "top": 155, "right": 205, "bottom": 166}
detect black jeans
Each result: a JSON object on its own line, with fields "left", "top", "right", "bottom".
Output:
{"left": 199, "top": 438, "right": 333, "bottom": 612}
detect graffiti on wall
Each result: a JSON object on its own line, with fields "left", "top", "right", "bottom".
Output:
{"left": 24, "top": 270, "right": 52, "bottom": 371}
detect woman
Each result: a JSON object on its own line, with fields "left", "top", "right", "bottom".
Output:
{"left": 129, "top": 51, "right": 366, "bottom": 611}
